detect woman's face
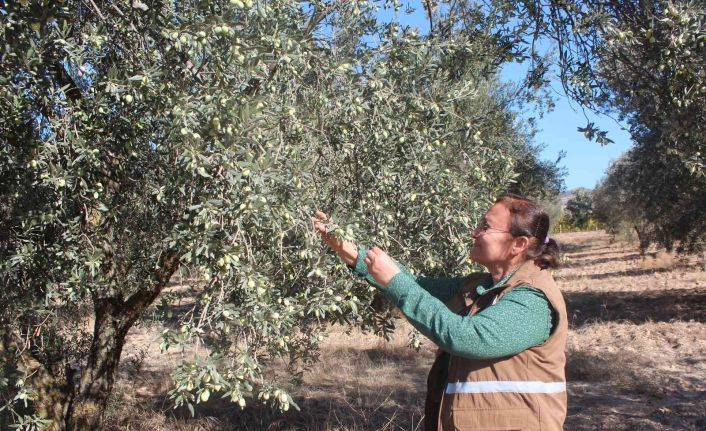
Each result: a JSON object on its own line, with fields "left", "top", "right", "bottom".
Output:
{"left": 469, "top": 203, "right": 517, "bottom": 268}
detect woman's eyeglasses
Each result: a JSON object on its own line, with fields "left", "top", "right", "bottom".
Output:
{"left": 474, "top": 219, "right": 512, "bottom": 234}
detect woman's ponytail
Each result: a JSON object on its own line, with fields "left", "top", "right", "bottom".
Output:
{"left": 535, "top": 237, "right": 560, "bottom": 269}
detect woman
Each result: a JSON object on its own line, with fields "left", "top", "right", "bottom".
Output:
{"left": 313, "top": 194, "right": 567, "bottom": 431}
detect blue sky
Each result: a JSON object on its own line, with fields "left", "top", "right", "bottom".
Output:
{"left": 500, "top": 64, "right": 633, "bottom": 191}
{"left": 525, "top": 95, "right": 632, "bottom": 191}
{"left": 379, "top": 1, "right": 634, "bottom": 191}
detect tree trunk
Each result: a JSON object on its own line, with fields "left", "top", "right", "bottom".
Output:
{"left": 1, "top": 330, "right": 71, "bottom": 431}
{"left": 9, "top": 298, "right": 150, "bottom": 431}
{"left": 14, "top": 251, "right": 180, "bottom": 430}
{"left": 63, "top": 251, "right": 179, "bottom": 430}
{"left": 64, "top": 300, "right": 132, "bottom": 430}
{"left": 2, "top": 304, "right": 131, "bottom": 431}
{"left": 634, "top": 225, "right": 648, "bottom": 254}
{"left": 31, "top": 368, "right": 71, "bottom": 431}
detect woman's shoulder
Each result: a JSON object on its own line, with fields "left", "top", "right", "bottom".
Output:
{"left": 508, "top": 261, "right": 558, "bottom": 288}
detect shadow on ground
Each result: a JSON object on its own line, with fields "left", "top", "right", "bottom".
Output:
{"left": 558, "top": 266, "right": 684, "bottom": 282}
{"left": 565, "top": 288, "right": 706, "bottom": 326}
{"left": 106, "top": 344, "right": 431, "bottom": 431}
{"left": 565, "top": 347, "right": 706, "bottom": 431}
{"left": 154, "top": 375, "right": 425, "bottom": 431}
{"left": 170, "top": 386, "right": 426, "bottom": 431}
{"left": 559, "top": 241, "right": 610, "bottom": 254}
{"left": 565, "top": 385, "right": 706, "bottom": 431}
{"left": 567, "top": 382, "right": 706, "bottom": 431}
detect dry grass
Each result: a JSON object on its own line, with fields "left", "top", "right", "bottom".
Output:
{"left": 557, "top": 231, "right": 706, "bottom": 431}
{"left": 103, "top": 324, "right": 432, "bottom": 431}
{"left": 105, "top": 230, "right": 706, "bottom": 430}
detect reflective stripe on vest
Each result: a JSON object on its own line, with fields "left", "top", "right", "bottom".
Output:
{"left": 446, "top": 381, "right": 566, "bottom": 394}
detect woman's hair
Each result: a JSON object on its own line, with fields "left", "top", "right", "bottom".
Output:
{"left": 495, "top": 194, "right": 560, "bottom": 269}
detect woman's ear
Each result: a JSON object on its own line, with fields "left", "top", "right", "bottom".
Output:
{"left": 512, "top": 236, "right": 531, "bottom": 256}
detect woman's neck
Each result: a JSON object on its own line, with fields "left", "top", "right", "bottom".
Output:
{"left": 489, "top": 259, "right": 526, "bottom": 284}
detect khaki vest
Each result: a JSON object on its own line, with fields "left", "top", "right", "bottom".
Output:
{"left": 425, "top": 261, "right": 568, "bottom": 431}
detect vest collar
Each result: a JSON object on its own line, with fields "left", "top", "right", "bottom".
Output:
{"left": 476, "top": 260, "right": 538, "bottom": 297}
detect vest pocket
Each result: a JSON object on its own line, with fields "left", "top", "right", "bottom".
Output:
{"left": 450, "top": 407, "right": 533, "bottom": 430}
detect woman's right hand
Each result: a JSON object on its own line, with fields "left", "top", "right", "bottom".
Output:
{"left": 311, "top": 210, "right": 358, "bottom": 266}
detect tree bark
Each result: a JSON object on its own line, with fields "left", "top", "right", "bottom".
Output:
{"left": 64, "top": 299, "right": 132, "bottom": 430}
{"left": 1, "top": 330, "right": 71, "bottom": 430}
{"left": 634, "top": 225, "right": 648, "bottom": 254}
{"left": 61, "top": 251, "right": 180, "bottom": 430}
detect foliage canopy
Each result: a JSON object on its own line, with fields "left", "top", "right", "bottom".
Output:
{"left": 0, "top": 1, "right": 564, "bottom": 428}
{"left": 446, "top": 0, "right": 705, "bottom": 250}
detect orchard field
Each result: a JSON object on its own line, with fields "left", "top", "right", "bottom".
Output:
{"left": 3, "top": 1, "right": 705, "bottom": 429}
{"left": 101, "top": 230, "right": 706, "bottom": 430}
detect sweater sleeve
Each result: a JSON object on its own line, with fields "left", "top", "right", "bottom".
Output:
{"left": 383, "top": 271, "right": 553, "bottom": 360}
{"left": 348, "top": 246, "right": 464, "bottom": 303}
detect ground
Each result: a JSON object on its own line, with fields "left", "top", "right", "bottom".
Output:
{"left": 104, "top": 231, "right": 706, "bottom": 430}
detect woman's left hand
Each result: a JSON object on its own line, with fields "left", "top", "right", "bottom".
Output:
{"left": 364, "top": 246, "right": 401, "bottom": 287}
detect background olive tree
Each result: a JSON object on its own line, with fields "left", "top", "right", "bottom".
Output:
{"left": 435, "top": 0, "right": 704, "bottom": 250}
{"left": 586, "top": 0, "right": 706, "bottom": 252}
{"left": 0, "top": 1, "right": 564, "bottom": 429}
{"left": 592, "top": 153, "right": 655, "bottom": 250}
{"left": 461, "top": 0, "right": 705, "bottom": 251}
{"left": 563, "top": 188, "right": 595, "bottom": 229}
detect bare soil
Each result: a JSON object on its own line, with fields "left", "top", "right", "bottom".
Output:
{"left": 105, "top": 230, "right": 706, "bottom": 430}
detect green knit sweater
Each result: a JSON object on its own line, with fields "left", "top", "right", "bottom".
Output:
{"left": 351, "top": 246, "right": 555, "bottom": 360}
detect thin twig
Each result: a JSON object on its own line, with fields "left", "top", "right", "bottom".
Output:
{"left": 88, "top": 0, "right": 106, "bottom": 20}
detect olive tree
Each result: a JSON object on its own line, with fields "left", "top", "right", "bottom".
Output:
{"left": 522, "top": 0, "right": 706, "bottom": 251}
{"left": 592, "top": 153, "right": 653, "bottom": 250}
{"left": 0, "top": 1, "right": 564, "bottom": 429}
{"left": 564, "top": 188, "right": 594, "bottom": 228}
{"left": 595, "top": 144, "right": 706, "bottom": 253}
{"left": 587, "top": 0, "right": 706, "bottom": 251}
{"left": 442, "top": 0, "right": 706, "bottom": 250}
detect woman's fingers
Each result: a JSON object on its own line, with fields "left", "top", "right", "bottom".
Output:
{"left": 365, "top": 248, "right": 378, "bottom": 269}
{"left": 312, "top": 219, "right": 326, "bottom": 233}
{"left": 311, "top": 211, "right": 333, "bottom": 233}
{"left": 312, "top": 210, "right": 337, "bottom": 235}
{"left": 369, "top": 247, "right": 385, "bottom": 261}
{"left": 311, "top": 221, "right": 326, "bottom": 237}
{"left": 313, "top": 211, "right": 334, "bottom": 226}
